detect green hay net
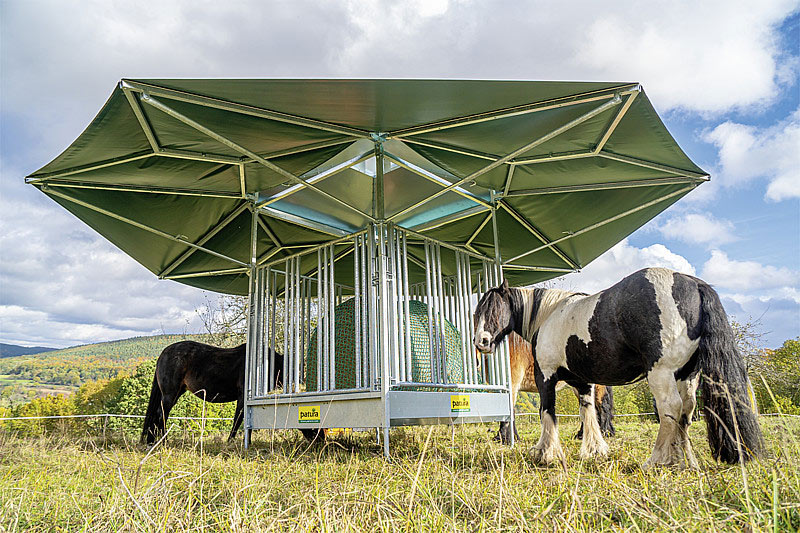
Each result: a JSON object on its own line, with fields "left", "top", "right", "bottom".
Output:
{"left": 305, "top": 299, "right": 467, "bottom": 390}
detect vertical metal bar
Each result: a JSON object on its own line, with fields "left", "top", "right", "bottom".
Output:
{"left": 479, "top": 261, "right": 490, "bottom": 384}
{"left": 455, "top": 254, "right": 469, "bottom": 385}
{"left": 423, "top": 241, "right": 435, "bottom": 383}
{"left": 401, "top": 231, "right": 412, "bottom": 383}
{"left": 465, "top": 257, "right": 478, "bottom": 385}
{"left": 392, "top": 227, "right": 403, "bottom": 383}
{"left": 261, "top": 266, "right": 270, "bottom": 396}
{"left": 283, "top": 260, "right": 291, "bottom": 393}
{"left": 377, "top": 223, "right": 392, "bottom": 459}
{"left": 454, "top": 254, "right": 466, "bottom": 384}
{"left": 243, "top": 204, "right": 258, "bottom": 449}
{"left": 286, "top": 259, "right": 293, "bottom": 393}
{"left": 305, "top": 276, "right": 311, "bottom": 385}
{"left": 322, "top": 247, "right": 328, "bottom": 391}
{"left": 361, "top": 234, "right": 370, "bottom": 388}
{"left": 368, "top": 226, "right": 377, "bottom": 389}
{"left": 328, "top": 243, "right": 336, "bottom": 390}
{"left": 269, "top": 269, "right": 277, "bottom": 393}
{"left": 257, "top": 267, "right": 266, "bottom": 396}
{"left": 299, "top": 276, "right": 304, "bottom": 388}
{"left": 435, "top": 243, "right": 447, "bottom": 383}
{"left": 383, "top": 224, "right": 400, "bottom": 383}
{"left": 317, "top": 248, "right": 324, "bottom": 391}
{"left": 492, "top": 193, "right": 515, "bottom": 446}
{"left": 294, "top": 258, "right": 301, "bottom": 394}
{"left": 301, "top": 276, "right": 308, "bottom": 386}
{"left": 354, "top": 235, "right": 362, "bottom": 389}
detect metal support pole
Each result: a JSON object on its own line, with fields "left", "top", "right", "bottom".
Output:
{"left": 269, "top": 269, "right": 277, "bottom": 393}
{"left": 377, "top": 223, "right": 392, "bottom": 457}
{"left": 328, "top": 243, "right": 336, "bottom": 390}
{"left": 354, "top": 234, "right": 362, "bottom": 389}
{"left": 283, "top": 259, "right": 291, "bottom": 394}
{"left": 317, "top": 249, "right": 324, "bottom": 392}
{"left": 243, "top": 203, "right": 258, "bottom": 449}
{"left": 492, "top": 192, "right": 514, "bottom": 446}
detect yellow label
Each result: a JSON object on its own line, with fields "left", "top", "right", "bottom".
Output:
{"left": 451, "top": 394, "right": 471, "bottom": 412}
{"left": 298, "top": 405, "right": 321, "bottom": 423}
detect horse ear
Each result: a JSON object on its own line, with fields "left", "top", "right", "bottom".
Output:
{"left": 501, "top": 278, "right": 509, "bottom": 291}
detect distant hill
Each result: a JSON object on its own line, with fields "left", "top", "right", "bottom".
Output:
{"left": 0, "top": 343, "right": 58, "bottom": 358}
{"left": 0, "top": 333, "right": 211, "bottom": 393}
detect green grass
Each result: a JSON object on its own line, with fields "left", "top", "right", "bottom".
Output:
{"left": 1, "top": 416, "right": 798, "bottom": 531}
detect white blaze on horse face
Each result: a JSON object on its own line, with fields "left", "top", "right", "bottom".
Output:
{"left": 473, "top": 317, "right": 493, "bottom": 353}
{"left": 534, "top": 294, "right": 599, "bottom": 381}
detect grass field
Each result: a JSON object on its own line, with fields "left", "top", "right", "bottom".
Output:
{"left": 1, "top": 416, "right": 798, "bottom": 532}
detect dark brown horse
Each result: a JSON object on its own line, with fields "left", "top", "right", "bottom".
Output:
{"left": 140, "top": 341, "right": 283, "bottom": 444}
{"left": 495, "top": 332, "right": 615, "bottom": 444}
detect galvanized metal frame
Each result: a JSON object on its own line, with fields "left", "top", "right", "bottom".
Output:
{"left": 244, "top": 221, "right": 512, "bottom": 457}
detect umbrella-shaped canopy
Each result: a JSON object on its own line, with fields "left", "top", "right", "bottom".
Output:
{"left": 27, "top": 79, "right": 707, "bottom": 295}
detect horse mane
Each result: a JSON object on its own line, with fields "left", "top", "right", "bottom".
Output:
{"left": 516, "top": 287, "right": 580, "bottom": 341}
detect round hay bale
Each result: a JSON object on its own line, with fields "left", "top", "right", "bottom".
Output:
{"left": 305, "top": 299, "right": 466, "bottom": 390}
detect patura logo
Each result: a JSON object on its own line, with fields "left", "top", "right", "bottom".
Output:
{"left": 298, "top": 405, "right": 321, "bottom": 423}
{"left": 450, "top": 395, "right": 470, "bottom": 412}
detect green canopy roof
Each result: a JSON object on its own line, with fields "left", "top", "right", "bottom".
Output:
{"left": 27, "top": 79, "right": 707, "bottom": 295}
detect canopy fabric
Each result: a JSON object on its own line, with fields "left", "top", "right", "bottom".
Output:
{"left": 28, "top": 79, "right": 707, "bottom": 295}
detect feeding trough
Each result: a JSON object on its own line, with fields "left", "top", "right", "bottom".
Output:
{"left": 27, "top": 79, "right": 707, "bottom": 455}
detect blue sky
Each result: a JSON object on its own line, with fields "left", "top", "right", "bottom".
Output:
{"left": 1, "top": 0, "right": 798, "bottom": 348}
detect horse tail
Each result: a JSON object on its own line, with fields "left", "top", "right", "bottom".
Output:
{"left": 140, "top": 373, "right": 162, "bottom": 444}
{"left": 595, "top": 385, "right": 615, "bottom": 437}
{"left": 696, "top": 281, "right": 763, "bottom": 463}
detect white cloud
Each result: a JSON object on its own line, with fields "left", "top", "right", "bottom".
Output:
{"left": 703, "top": 108, "right": 800, "bottom": 201}
{"left": 337, "top": 0, "right": 799, "bottom": 114}
{"left": 657, "top": 213, "right": 737, "bottom": 246}
{"left": 551, "top": 238, "right": 695, "bottom": 293}
{"left": 701, "top": 249, "right": 799, "bottom": 292}
{"left": 0, "top": 164, "right": 208, "bottom": 348}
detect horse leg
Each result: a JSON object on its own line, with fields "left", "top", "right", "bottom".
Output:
{"left": 228, "top": 397, "right": 244, "bottom": 442}
{"left": 596, "top": 386, "right": 616, "bottom": 437}
{"left": 570, "top": 382, "right": 609, "bottom": 460}
{"left": 644, "top": 369, "right": 685, "bottom": 468}
{"left": 676, "top": 374, "right": 700, "bottom": 469}
{"left": 530, "top": 364, "right": 565, "bottom": 466}
{"left": 157, "top": 390, "right": 182, "bottom": 438}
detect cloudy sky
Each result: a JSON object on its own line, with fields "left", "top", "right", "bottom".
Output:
{"left": 1, "top": 0, "right": 798, "bottom": 349}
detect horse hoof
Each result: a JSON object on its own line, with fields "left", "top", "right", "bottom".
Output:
{"left": 580, "top": 439, "right": 610, "bottom": 460}
{"left": 530, "top": 446, "right": 565, "bottom": 466}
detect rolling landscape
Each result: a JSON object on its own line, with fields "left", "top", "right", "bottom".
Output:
{"left": 0, "top": 335, "right": 206, "bottom": 407}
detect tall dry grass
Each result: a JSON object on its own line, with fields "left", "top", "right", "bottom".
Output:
{"left": 1, "top": 413, "right": 798, "bottom": 532}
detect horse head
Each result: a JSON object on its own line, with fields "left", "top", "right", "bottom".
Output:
{"left": 473, "top": 278, "right": 515, "bottom": 354}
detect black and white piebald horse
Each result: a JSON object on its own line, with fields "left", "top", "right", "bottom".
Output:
{"left": 473, "top": 268, "right": 763, "bottom": 468}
